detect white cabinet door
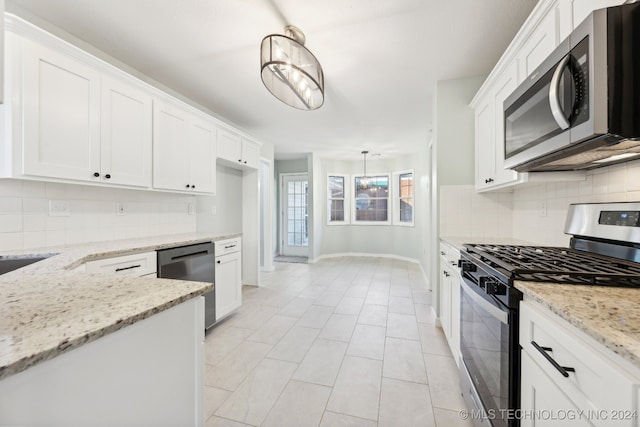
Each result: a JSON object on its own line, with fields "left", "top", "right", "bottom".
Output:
{"left": 22, "top": 38, "right": 101, "bottom": 181}
{"left": 492, "top": 62, "right": 519, "bottom": 186}
{"left": 188, "top": 118, "right": 217, "bottom": 194}
{"left": 100, "top": 75, "right": 152, "bottom": 188}
{"left": 573, "top": 0, "right": 625, "bottom": 29}
{"left": 217, "top": 128, "right": 242, "bottom": 164}
{"left": 517, "top": 10, "right": 558, "bottom": 82}
{"left": 521, "top": 351, "right": 590, "bottom": 427}
{"left": 153, "top": 101, "right": 189, "bottom": 191}
{"left": 215, "top": 250, "right": 242, "bottom": 321}
{"left": 241, "top": 139, "right": 260, "bottom": 170}
{"left": 475, "top": 97, "right": 496, "bottom": 191}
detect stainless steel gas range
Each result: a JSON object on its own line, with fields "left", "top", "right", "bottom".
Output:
{"left": 457, "top": 202, "right": 640, "bottom": 427}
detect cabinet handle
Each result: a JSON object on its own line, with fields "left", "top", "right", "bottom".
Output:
{"left": 450, "top": 261, "right": 457, "bottom": 266}
{"left": 440, "top": 251, "right": 445, "bottom": 256}
{"left": 105, "top": 174, "right": 111, "bottom": 179}
{"left": 191, "top": 185, "right": 195, "bottom": 189}
{"left": 93, "top": 172, "right": 100, "bottom": 178}
{"left": 224, "top": 245, "right": 236, "bottom": 249}
{"left": 186, "top": 184, "right": 190, "bottom": 188}
{"left": 217, "top": 260, "right": 221, "bottom": 264}
{"left": 244, "top": 161, "right": 247, "bottom": 164}
{"left": 443, "top": 271, "right": 450, "bottom": 277}
{"left": 238, "top": 159, "right": 242, "bottom": 162}
{"left": 531, "top": 341, "right": 575, "bottom": 378}
{"left": 484, "top": 178, "right": 495, "bottom": 184}
{"left": 115, "top": 264, "right": 141, "bottom": 272}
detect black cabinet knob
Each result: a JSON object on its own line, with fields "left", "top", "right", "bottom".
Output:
{"left": 238, "top": 159, "right": 242, "bottom": 162}
{"left": 216, "top": 260, "right": 221, "bottom": 264}
{"left": 93, "top": 172, "right": 100, "bottom": 177}
{"left": 186, "top": 184, "right": 190, "bottom": 188}
{"left": 105, "top": 174, "right": 111, "bottom": 179}
{"left": 191, "top": 185, "right": 195, "bottom": 189}
{"left": 244, "top": 161, "right": 247, "bottom": 164}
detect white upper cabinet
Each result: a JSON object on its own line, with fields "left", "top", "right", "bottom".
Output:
{"left": 475, "top": 61, "right": 520, "bottom": 191}
{"left": 216, "top": 128, "right": 260, "bottom": 170}
{"left": 153, "top": 99, "right": 216, "bottom": 194}
{"left": 22, "top": 38, "right": 101, "bottom": 182}
{"left": 516, "top": 9, "right": 558, "bottom": 82}
{"left": 100, "top": 75, "right": 153, "bottom": 187}
{"left": 189, "top": 117, "right": 217, "bottom": 194}
{"left": 573, "top": 0, "right": 626, "bottom": 30}
{"left": 2, "top": 15, "right": 259, "bottom": 194}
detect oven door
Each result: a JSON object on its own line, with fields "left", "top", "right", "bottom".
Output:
{"left": 459, "top": 279, "right": 518, "bottom": 427}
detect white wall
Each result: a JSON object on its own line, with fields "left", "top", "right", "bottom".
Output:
{"left": 196, "top": 165, "right": 243, "bottom": 235}
{"left": 312, "top": 153, "right": 427, "bottom": 263}
{"left": 0, "top": 179, "right": 196, "bottom": 251}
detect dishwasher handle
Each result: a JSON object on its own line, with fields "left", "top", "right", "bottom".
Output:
{"left": 170, "top": 250, "right": 209, "bottom": 261}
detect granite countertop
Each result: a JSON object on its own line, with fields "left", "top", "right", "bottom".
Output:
{"left": 0, "top": 232, "right": 240, "bottom": 381}
{"left": 516, "top": 281, "right": 640, "bottom": 371}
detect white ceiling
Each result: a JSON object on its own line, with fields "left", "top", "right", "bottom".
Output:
{"left": 7, "top": 0, "right": 538, "bottom": 160}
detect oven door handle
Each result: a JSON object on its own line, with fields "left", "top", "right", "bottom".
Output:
{"left": 460, "top": 280, "right": 509, "bottom": 324}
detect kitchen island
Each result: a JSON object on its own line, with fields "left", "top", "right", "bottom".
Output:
{"left": 0, "top": 232, "right": 239, "bottom": 427}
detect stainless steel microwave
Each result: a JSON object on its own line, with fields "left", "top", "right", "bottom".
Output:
{"left": 503, "top": 3, "right": 640, "bottom": 172}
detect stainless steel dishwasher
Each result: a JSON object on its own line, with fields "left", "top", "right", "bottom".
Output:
{"left": 157, "top": 242, "right": 216, "bottom": 330}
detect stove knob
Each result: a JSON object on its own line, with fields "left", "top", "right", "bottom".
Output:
{"left": 485, "top": 279, "right": 506, "bottom": 296}
{"left": 458, "top": 260, "right": 477, "bottom": 272}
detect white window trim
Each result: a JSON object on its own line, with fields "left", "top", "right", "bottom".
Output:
{"left": 392, "top": 169, "right": 415, "bottom": 227}
{"left": 327, "top": 173, "right": 350, "bottom": 225}
{"left": 352, "top": 173, "right": 391, "bottom": 226}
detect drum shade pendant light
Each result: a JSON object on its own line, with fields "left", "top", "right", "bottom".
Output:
{"left": 359, "top": 150, "right": 370, "bottom": 190}
{"left": 260, "top": 25, "right": 324, "bottom": 110}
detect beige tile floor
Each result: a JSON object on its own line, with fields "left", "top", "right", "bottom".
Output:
{"left": 204, "top": 257, "right": 473, "bottom": 427}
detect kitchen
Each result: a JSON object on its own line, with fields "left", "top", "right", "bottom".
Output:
{"left": 1, "top": 0, "right": 640, "bottom": 426}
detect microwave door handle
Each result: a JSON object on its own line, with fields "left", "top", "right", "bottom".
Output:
{"left": 549, "top": 54, "right": 571, "bottom": 130}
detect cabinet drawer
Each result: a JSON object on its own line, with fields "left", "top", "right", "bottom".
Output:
{"left": 439, "top": 241, "right": 460, "bottom": 267}
{"left": 214, "top": 237, "right": 241, "bottom": 256}
{"left": 85, "top": 251, "right": 157, "bottom": 277}
{"left": 520, "top": 300, "right": 640, "bottom": 419}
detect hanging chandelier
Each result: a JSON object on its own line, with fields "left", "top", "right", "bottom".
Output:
{"left": 260, "top": 25, "right": 324, "bottom": 110}
{"left": 359, "top": 150, "right": 369, "bottom": 190}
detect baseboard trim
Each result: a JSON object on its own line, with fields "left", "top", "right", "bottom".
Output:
{"left": 309, "top": 252, "right": 419, "bottom": 265}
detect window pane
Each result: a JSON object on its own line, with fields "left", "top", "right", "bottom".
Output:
{"left": 329, "top": 176, "right": 344, "bottom": 198}
{"left": 400, "top": 173, "right": 413, "bottom": 198}
{"left": 400, "top": 198, "right": 413, "bottom": 222}
{"left": 330, "top": 199, "right": 344, "bottom": 221}
{"left": 355, "top": 198, "right": 388, "bottom": 222}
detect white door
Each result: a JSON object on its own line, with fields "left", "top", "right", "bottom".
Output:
{"left": 100, "top": 75, "right": 152, "bottom": 188}
{"left": 188, "top": 118, "right": 217, "bottom": 194}
{"left": 153, "top": 101, "right": 188, "bottom": 191}
{"left": 281, "top": 173, "right": 309, "bottom": 257}
{"left": 22, "top": 38, "right": 101, "bottom": 181}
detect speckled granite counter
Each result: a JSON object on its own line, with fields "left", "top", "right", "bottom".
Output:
{"left": 0, "top": 232, "right": 240, "bottom": 380}
{"left": 515, "top": 281, "right": 640, "bottom": 370}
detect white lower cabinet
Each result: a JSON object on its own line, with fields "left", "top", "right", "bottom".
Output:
{"left": 215, "top": 238, "right": 242, "bottom": 321}
{"left": 0, "top": 298, "right": 205, "bottom": 427}
{"left": 520, "top": 299, "right": 640, "bottom": 427}
{"left": 439, "top": 240, "right": 461, "bottom": 363}
{"left": 84, "top": 251, "right": 157, "bottom": 277}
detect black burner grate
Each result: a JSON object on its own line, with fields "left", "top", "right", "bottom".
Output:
{"left": 464, "top": 244, "right": 640, "bottom": 287}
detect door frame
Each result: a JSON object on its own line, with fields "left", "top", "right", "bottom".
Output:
{"left": 279, "top": 172, "right": 309, "bottom": 257}
{"left": 259, "top": 158, "right": 275, "bottom": 272}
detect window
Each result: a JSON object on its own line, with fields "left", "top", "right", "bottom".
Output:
{"left": 327, "top": 174, "right": 349, "bottom": 224}
{"left": 353, "top": 175, "right": 389, "bottom": 224}
{"left": 394, "top": 170, "right": 414, "bottom": 226}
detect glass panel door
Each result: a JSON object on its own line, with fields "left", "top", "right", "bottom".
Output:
{"left": 281, "top": 173, "right": 308, "bottom": 256}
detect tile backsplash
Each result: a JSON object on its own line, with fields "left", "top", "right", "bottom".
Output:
{"left": 439, "top": 185, "right": 514, "bottom": 239}
{"left": 0, "top": 179, "right": 196, "bottom": 251}
{"left": 440, "top": 159, "right": 640, "bottom": 246}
